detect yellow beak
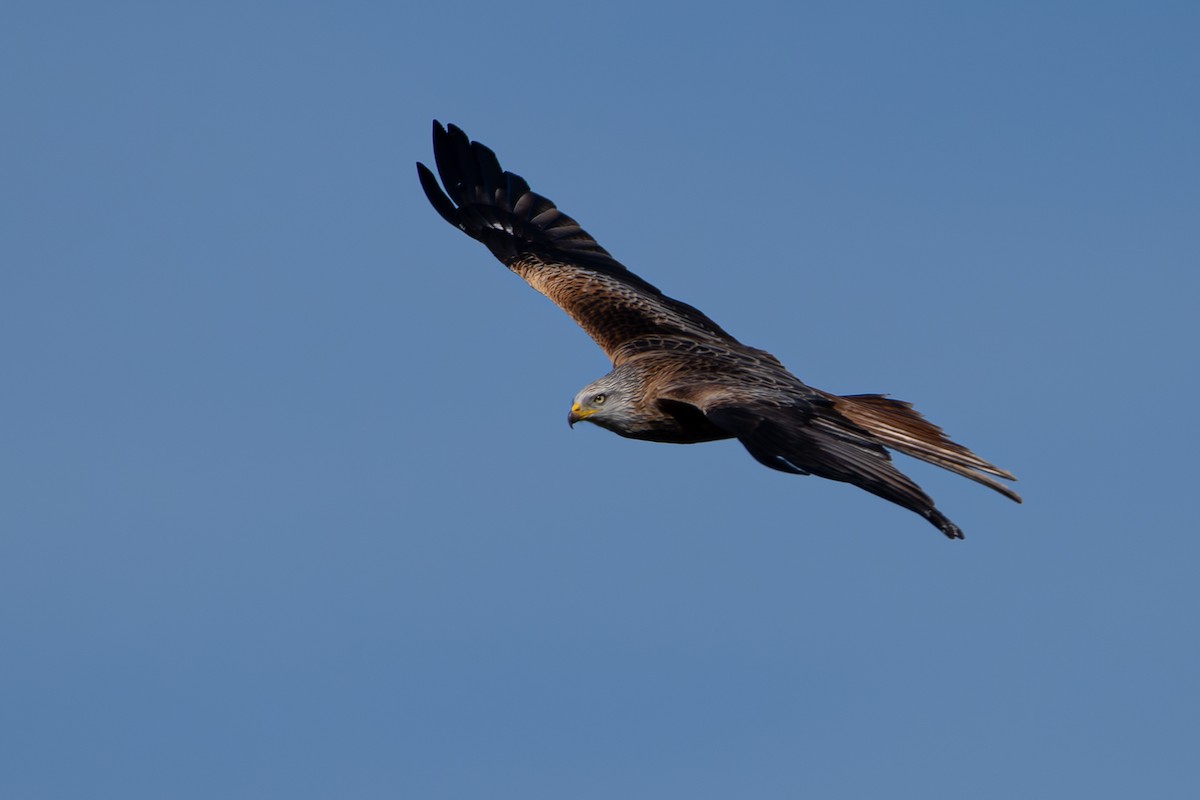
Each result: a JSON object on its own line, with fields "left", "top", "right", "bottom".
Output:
{"left": 568, "top": 402, "right": 598, "bottom": 428}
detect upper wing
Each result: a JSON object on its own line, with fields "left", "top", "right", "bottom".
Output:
{"left": 417, "top": 121, "right": 737, "bottom": 363}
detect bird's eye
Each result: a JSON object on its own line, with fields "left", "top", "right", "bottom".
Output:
{"left": 592, "top": 393, "right": 606, "bottom": 406}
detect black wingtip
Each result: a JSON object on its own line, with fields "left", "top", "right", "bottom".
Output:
{"left": 416, "top": 162, "right": 462, "bottom": 229}
{"left": 928, "top": 509, "right": 965, "bottom": 540}
{"left": 418, "top": 120, "right": 649, "bottom": 280}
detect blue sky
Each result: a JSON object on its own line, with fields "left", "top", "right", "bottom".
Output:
{"left": 3, "top": 2, "right": 1198, "bottom": 797}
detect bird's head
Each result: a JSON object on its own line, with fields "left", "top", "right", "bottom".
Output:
{"left": 568, "top": 374, "right": 633, "bottom": 430}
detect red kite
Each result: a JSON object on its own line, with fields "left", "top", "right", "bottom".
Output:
{"left": 418, "top": 122, "right": 1020, "bottom": 538}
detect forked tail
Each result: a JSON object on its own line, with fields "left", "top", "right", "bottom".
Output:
{"left": 831, "top": 393, "right": 1022, "bottom": 503}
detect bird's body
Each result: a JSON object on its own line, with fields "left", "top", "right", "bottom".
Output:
{"left": 418, "top": 121, "right": 1020, "bottom": 538}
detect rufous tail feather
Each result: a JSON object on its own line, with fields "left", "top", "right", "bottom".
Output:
{"left": 831, "top": 393, "right": 1022, "bottom": 503}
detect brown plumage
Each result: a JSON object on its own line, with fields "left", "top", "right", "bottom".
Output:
{"left": 417, "top": 121, "right": 1020, "bottom": 539}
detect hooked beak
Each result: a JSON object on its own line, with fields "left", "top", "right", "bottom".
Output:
{"left": 568, "top": 402, "right": 597, "bottom": 428}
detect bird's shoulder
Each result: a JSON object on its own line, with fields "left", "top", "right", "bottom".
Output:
{"left": 619, "top": 337, "right": 819, "bottom": 405}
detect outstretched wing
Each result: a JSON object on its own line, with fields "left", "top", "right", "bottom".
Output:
{"left": 657, "top": 371, "right": 1017, "bottom": 539}
{"left": 417, "top": 121, "right": 736, "bottom": 363}
{"left": 702, "top": 399, "right": 968, "bottom": 539}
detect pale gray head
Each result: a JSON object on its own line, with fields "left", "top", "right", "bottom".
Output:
{"left": 566, "top": 368, "right": 644, "bottom": 433}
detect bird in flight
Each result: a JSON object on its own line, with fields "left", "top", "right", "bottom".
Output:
{"left": 417, "top": 121, "right": 1020, "bottom": 538}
